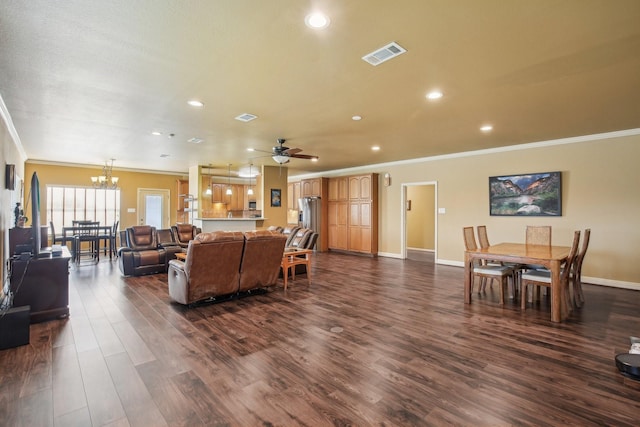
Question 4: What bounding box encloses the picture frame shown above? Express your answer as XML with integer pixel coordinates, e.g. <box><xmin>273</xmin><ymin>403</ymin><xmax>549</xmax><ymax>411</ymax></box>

<box><xmin>270</xmin><ymin>188</ymin><xmax>281</xmax><ymax>207</ymax></box>
<box><xmin>489</xmin><ymin>171</ymin><xmax>562</xmax><ymax>216</ymax></box>
<box><xmin>5</xmin><ymin>164</ymin><xmax>15</xmax><ymax>190</ymax></box>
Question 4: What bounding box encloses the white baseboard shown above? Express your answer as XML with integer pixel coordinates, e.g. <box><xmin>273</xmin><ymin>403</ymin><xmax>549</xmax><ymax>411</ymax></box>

<box><xmin>407</xmin><ymin>247</ymin><xmax>435</xmax><ymax>253</ymax></box>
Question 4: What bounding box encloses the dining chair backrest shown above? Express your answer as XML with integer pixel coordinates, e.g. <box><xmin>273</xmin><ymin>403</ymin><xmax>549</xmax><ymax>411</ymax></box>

<box><xmin>573</xmin><ymin>228</ymin><xmax>591</xmax><ymax>274</ymax></box>
<box><xmin>562</xmin><ymin>230</ymin><xmax>581</xmax><ymax>283</ymax></box>
<box><xmin>526</xmin><ymin>225</ymin><xmax>551</xmax><ymax>246</ymax></box>
<box><xmin>477</xmin><ymin>225</ymin><xmax>490</xmax><ymax>249</ymax></box>
<box><xmin>462</xmin><ymin>227</ymin><xmax>477</xmax><ymax>251</ymax></box>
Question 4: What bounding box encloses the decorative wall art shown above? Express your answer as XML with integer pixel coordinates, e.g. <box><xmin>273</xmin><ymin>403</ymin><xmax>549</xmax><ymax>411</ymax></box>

<box><xmin>489</xmin><ymin>171</ymin><xmax>562</xmax><ymax>216</ymax></box>
<box><xmin>270</xmin><ymin>189</ymin><xmax>281</xmax><ymax>207</ymax></box>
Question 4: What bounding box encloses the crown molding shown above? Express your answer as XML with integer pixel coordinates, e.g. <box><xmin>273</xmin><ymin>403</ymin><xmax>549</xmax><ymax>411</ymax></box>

<box><xmin>0</xmin><ymin>94</ymin><xmax>28</xmax><ymax>161</ymax></box>
<box><xmin>290</xmin><ymin>128</ymin><xmax>640</xmax><ymax>181</ymax></box>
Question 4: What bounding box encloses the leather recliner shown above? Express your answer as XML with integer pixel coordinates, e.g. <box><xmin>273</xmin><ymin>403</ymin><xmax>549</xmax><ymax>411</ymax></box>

<box><xmin>168</xmin><ymin>231</ymin><xmax>245</xmax><ymax>305</ymax></box>
<box><xmin>156</xmin><ymin>228</ymin><xmax>183</xmax><ymax>261</ymax></box>
<box><xmin>239</xmin><ymin>230</ymin><xmax>287</xmax><ymax>292</ymax></box>
<box><xmin>118</xmin><ymin>226</ymin><xmax>167</xmax><ymax>276</ymax></box>
<box><xmin>286</xmin><ymin>227</ymin><xmax>314</xmax><ymax>249</ymax></box>
<box><xmin>171</xmin><ymin>223</ymin><xmax>201</xmax><ymax>249</ymax></box>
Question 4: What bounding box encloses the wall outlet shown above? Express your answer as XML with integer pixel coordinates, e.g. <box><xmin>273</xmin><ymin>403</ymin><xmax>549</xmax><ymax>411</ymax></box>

<box><xmin>438</xmin><ymin>207</ymin><xmax>446</xmax><ymax>214</ymax></box>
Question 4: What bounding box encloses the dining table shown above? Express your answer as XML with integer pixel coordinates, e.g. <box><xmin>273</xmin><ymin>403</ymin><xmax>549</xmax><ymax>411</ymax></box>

<box><xmin>62</xmin><ymin>224</ymin><xmax>114</xmax><ymax>261</ymax></box>
<box><xmin>464</xmin><ymin>242</ymin><xmax>571</xmax><ymax>322</ymax></box>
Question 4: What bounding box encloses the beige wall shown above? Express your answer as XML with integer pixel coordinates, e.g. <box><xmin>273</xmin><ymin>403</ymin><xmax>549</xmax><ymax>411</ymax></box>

<box><xmin>23</xmin><ymin>162</ymin><xmax>187</xmax><ymax>231</ymax></box>
<box><xmin>302</xmin><ymin>132</ymin><xmax>640</xmax><ymax>287</ymax></box>
<box><xmin>1</xmin><ymin>105</ymin><xmax>27</xmax><ymax>282</ymax></box>
<box><xmin>406</xmin><ymin>185</ymin><xmax>435</xmax><ymax>250</ymax></box>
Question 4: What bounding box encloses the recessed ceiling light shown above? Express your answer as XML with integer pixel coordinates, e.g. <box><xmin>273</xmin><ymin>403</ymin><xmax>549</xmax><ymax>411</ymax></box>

<box><xmin>247</xmin><ymin>148</ymin><xmax>255</xmax><ymax>152</ymax></box>
<box><xmin>372</xmin><ymin>146</ymin><xmax>381</xmax><ymax>151</ymax></box>
<box><xmin>352</xmin><ymin>115</ymin><xmax>362</xmax><ymax>121</ymax></box>
<box><xmin>305</xmin><ymin>12</ymin><xmax>330</xmax><ymax>29</ymax></box>
<box><xmin>426</xmin><ymin>90</ymin><xmax>443</xmax><ymax>100</ymax></box>
<box><xmin>311</xmin><ymin>157</ymin><xmax>319</xmax><ymax>162</ymax></box>
<box><xmin>187</xmin><ymin>100</ymin><xmax>204</xmax><ymax>107</ymax></box>
<box><xmin>480</xmin><ymin>125</ymin><xmax>493</xmax><ymax>132</ymax></box>
<box><xmin>151</xmin><ymin>131</ymin><xmax>162</xmax><ymax>136</ymax></box>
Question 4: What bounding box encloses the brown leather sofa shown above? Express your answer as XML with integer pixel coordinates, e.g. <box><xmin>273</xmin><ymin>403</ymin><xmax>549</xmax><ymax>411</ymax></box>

<box><xmin>239</xmin><ymin>230</ymin><xmax>287</xmax><ymax>292</ymax></box>
<box><xmin>167</xmin><ymin>230</ymin><xmax>286</xmax><ymax>305</ymax></box>
<box><xmin>118</xmin><ymin>226</ymin><xmax>167</xmax><ymax>276</ymax></box>
<box><xmin>171</xmin><ymin>223</ymin><xmax>201</xmax><ymax>249</ymax></box>
<box><xmin>156</xmin><ymin>228</ymin><xmax>183</xmax><ymax>261</ymax></box>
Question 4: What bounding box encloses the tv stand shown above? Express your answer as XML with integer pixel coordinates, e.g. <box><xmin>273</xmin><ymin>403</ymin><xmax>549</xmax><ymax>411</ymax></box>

<box><xmin>9</xmin><ymin>247</ymin><xmax>71</xmax><ymax>323</ymax></box>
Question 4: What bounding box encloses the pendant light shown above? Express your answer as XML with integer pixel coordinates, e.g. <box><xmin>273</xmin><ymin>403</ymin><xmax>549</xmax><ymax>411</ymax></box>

<box><xmin>204</xmin><ymin>165</ymin><xmax>212</xmax><ymax>195</ymax></box>
<box><xmin>226</xmin><ymin>164</ymin><xmax>233</xmax><ymax>195</ymax></box>
<box><xmin>247</xmin><ymin>163</ymin><xmax>254</xmax><ymax>196</ymax></box>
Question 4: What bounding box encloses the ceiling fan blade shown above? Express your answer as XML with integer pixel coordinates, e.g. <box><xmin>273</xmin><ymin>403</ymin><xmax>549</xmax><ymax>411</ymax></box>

<box><xmin>290</xmin><ymin>153</ymin><xmax>318</xmax><ymax>160</ymax></box>
<box><xmin>283</xmin><ymin>147</ymin><xmax>301</xmax><ymax>155</ymax></box>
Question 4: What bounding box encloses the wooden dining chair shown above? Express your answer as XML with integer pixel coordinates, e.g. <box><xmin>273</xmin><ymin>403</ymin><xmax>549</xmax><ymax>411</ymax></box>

<box><xmin>520</xmin><ymin>230</ymin><xmax>581</xmax><ymax>315</ymax></box>
<box><xmin>525</xmin><ymin>225</ymin><xmax>552</xmax><ymax>271</ymax></box>
<box><xmin>526</xmin><ymin>225</ymin><xmax>552</xmax><ymax>246</ymax></box>
<box><xmin>571</xmin><ymin>228</ymin><xmax>591</xmax><ymax>308</ymax></box>
<box><xmin>477</xmin><ymin>225</ymin><xmax>521</xmax><ymax>298</ymax></box>
<box><xmin>463</xmin><ymin>226</ymin><xmax>515</xmax><ymax>304</ymax></box>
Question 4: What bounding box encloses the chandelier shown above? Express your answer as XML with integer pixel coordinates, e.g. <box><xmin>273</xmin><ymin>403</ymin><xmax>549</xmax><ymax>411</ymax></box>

<box><xmin>91</xmin><ymin>159</ymin><xmax>119</xmax><ymax>189</ymax></box>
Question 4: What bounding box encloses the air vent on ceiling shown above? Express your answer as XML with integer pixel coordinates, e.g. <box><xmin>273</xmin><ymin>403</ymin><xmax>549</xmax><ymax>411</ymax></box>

<box><xmin>235</xmin><ymin>113</ymin><xmax>258</xmax><ymax>122</ymax></box>
<box><xmin>362</xmin><ymin>42</ymin><xmax>406</xmax><ymax>66</ymax></box>
<box><xmin>188</xmin><ymin>137</ymin><xmax>203</xmax><ymax>144</ymax></box>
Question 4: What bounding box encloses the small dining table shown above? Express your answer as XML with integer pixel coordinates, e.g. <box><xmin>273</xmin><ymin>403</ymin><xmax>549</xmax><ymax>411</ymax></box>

<box><xmin>464</xmin><ymin>242</ymin><xmax>571</xmax><ymax>322</ymax></box>
<box><xmin>62</xmin><ymin>224</ymin><xmax>114</xmax><ymax>261</ymax></box>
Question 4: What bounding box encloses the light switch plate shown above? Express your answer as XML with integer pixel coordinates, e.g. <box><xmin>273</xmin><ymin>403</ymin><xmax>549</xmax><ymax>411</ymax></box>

<box><xmin>438</xmin><ymin>207</ymin><xmax>446</xmax><ymax>214</ymax></box>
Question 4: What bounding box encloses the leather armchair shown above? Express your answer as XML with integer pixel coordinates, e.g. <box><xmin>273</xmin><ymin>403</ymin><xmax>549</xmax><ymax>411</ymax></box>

<box><xmin>171</xmin><ymin>224</ymin><xmax>200</xmax><ymax>249</ymax></box>
<box><xmin>168</xmin><ymin>231</ymin><xmax>245</xmax><ymax>305</ymax></box>
<box><xmin>239</xmin><ymin>230</ymin><xmax>287</xmax><ymax>292</ymax></box>
<box><xmin>118</xmin><ymin>226</ymin><xmax>167</xmax><ymax>276</ymax></box>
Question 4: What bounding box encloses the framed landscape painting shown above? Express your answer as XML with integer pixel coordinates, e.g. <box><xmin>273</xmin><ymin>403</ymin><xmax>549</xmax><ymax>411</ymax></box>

<box><xmin>489</xmin><ymin>171</ymin><xmax>562</xmax><ymax>216</ymax></box>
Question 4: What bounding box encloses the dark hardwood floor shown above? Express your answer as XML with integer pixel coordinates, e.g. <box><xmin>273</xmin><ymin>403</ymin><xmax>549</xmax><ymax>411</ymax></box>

<box><xmin>2</xmin><ymin>252</ymin><xmax>640</xmax><ymax>426</ymax></box>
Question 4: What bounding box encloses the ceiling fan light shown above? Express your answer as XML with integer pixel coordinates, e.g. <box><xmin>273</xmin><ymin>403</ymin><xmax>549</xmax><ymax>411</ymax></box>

<box><xmin>272</xmin><ymin>155</ymin><xmax>289</xmax><ymax>164</ymax></box>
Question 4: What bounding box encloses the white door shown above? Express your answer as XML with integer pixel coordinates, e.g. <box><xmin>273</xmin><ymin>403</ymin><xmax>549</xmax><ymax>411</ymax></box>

<box><xmin>137</xmin><ymin>189</ymin><xmax>170</xmax><ymax>229</ymax></box>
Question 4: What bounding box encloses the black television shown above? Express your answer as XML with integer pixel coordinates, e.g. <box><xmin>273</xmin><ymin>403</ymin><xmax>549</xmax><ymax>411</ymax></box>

<box><xmin>30</xmin><ymin>171</ymin><xmax>43</xmax><ymax>256</ymax></box>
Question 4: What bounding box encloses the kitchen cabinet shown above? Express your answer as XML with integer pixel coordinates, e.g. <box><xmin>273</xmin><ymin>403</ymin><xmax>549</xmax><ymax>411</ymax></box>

<box><xmin>301</xmin><ymin>178</ymin><xmax>322</xmax><ymax>197</ymax></box>
<box><xmin>288</xmin><ymin>181</ymin><xmax>301</xmax><ymax>210</ymax></box>
<box><xmin>176</xmin><ymin>179</ymin><xmax>190</xmax><ymax>223</ymax></box>
<box><xmin>328</xmin><ymin>176</ymin><xmax>348</xmax><ymax>201</ymax></box>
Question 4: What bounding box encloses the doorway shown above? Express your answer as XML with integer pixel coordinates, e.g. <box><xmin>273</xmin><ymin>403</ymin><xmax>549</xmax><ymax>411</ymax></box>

<box><xmin>137</xmin><ymin>189</ymin><xmax>170</xmax><ymax>229</ymax></box>
<box><xmin>401</xmin><ymin>182</ymin><xmax>437</xmax><ymax>261</ymax></box>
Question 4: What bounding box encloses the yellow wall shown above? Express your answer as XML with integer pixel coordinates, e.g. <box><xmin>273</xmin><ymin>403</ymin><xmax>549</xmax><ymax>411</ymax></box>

<box><xmin>303</xmin><ymin>132</ymin><xmax>640</xmax><ymax>287</ymax></box>
<box><xmin>261</xmin><ymin>165</ymin><xmax>287</xmax><ymax>228</ymax></box>
<box><xmin>406</xmin><ymin>185</ymin><xmax>435</xmax><ymax>250</ymax></box>
<box><xmin>23</xmin><ymin>162</ymin><xmax>187</xmax><ymax>231</ymax></box>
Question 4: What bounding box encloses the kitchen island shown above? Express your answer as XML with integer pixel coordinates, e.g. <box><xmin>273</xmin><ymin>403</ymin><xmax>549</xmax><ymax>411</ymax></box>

<box><xmin>193</xmin><ymin>217</ymin><xmax>266</xmax><ymax>232</ymax></box>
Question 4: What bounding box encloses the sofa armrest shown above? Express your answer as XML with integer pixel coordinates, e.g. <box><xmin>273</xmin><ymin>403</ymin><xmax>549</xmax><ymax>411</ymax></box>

<box><xmin>168</xmin><ymin>260</ymin><xmax>189</xmax><ymax>304</ymax></box>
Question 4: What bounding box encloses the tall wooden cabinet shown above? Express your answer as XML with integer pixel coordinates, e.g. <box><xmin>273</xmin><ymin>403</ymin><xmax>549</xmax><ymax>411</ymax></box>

<box><xmin>328</xmin><ymin>173</ymin><xmax>378</xmax><ymax>255</ymax></box>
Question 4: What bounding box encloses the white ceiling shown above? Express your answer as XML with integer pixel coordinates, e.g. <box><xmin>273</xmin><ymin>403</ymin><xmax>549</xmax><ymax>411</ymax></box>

<box><xmin>1</xmin><ymin>0</ymin><xmax>640</xmax><ymax>177</ymax></box>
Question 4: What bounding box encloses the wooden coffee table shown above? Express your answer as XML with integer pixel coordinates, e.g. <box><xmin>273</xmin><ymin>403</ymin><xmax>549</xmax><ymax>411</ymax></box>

<box><xmin>281</xmin><ymin>248</ymin><xmax>313</xmax><ymax>290</ymax></box>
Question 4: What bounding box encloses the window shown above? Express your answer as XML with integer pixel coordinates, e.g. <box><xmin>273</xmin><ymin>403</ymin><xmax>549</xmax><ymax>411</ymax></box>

<box><xmin>46</xmin><ymin>186</ymin><xmax>120</xmax><ymax>233</ymax></box>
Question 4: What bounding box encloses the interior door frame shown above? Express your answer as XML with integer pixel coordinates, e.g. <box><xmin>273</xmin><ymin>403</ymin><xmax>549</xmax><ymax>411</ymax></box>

<box><xmin>401</xmin><ymin>181</ymin><xmax>438</xmax><ymax>260</ymax></box>
<box><xmin>137</xmin><ymin>188</ymin><xmax>171</xmax><ymax>229</ymax></box>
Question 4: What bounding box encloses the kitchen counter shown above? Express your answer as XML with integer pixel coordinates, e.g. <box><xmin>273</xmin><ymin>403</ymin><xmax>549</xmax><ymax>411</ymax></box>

<box><xmin>194</xmin><ymin>217</ymin><xmax>266</xmax><ymax>232</ymax></box>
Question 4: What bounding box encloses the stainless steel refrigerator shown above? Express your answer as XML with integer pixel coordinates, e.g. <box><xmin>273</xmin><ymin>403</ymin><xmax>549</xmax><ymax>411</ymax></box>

<box><xmin>298</xmin><ymin>196</ymin><xmax>321</xmax><ymax>250</ymax></box>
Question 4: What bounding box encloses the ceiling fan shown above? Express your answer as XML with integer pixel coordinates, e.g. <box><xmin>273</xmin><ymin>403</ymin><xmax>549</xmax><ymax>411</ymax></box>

<box><xmin>265</xmin><ymin>138</ymin><xmax>319</xmax><ymax>164</ymax></box>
